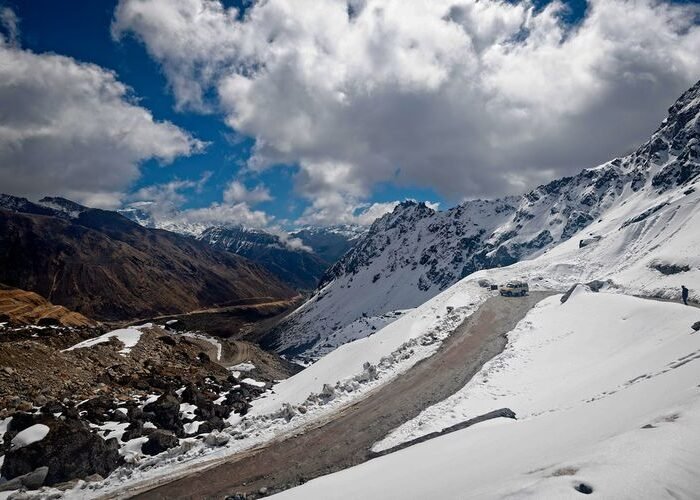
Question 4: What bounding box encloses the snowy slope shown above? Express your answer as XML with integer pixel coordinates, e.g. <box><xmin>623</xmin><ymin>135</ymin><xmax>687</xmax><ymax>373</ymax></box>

<box><xmin>272</xmin><ymin>290</ymin><xmax>700</xmax><ymax>499</ymax></box>
<box><xmin>268</xmin><ymin>79</ymin><xmax>700</xmax><ymax>359</ymax></box>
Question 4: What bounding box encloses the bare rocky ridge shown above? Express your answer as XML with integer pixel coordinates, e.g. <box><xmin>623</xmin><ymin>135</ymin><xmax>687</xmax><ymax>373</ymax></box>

<box><xmin>0</xmin><ymin>197</ymin><xmax>295</xmax><ymax>321</ymax></box>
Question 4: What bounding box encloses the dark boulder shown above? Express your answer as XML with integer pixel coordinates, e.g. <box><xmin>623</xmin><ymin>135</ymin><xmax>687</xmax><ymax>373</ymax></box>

<box><xmin>1</xmin><ymin>418</ymin><xmax>121</xmax><ymax>486</ymax></box>
<box><xmin>0</xmin><ymin>466</ymin><xmax>48</xmax><ymax>491</ymax></box>
<box><xmin>142</xmin><ymin>430</ymin><xmax>179</xmax><ymax>456</ymax></box>
<box><xmin>36</xmin><ymin>317</ymin><xmax>61</xmax><ymax>327</ymax></box>
<box><xmin>143</xmin><ymin>393</ymin><xmax>182</xmax><ymax>435</ymax></box>
<box><xmin>196</xmin><ymin>417</ymin><xmax>226</xmax><ymax>435</ymax></box>
<box><xmin>80</xmin><ymin>395</ymin><xmax>117</xmax><ymax>424</ymax></box>
<box><xmin>157</xmin><ymin>335</ymin><xmax>177</xmax><ymax>346</ymax></box>
<box><xmin>692</xmin><ymin>321</ymin><xmax>700</xmax><ymax>332</ymax></box>
<box><xmin>40</xmin><ymin>400</ymin><xmax>66</xmax><ymax>415</ymax></box>
<box><xmin>560</xmin><ymin>284</ymin><xmax>582</xmax><ymax>304</ymax></box>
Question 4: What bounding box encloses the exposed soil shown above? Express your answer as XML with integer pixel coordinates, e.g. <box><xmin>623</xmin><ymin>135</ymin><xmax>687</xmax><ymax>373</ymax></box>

<box><xmin>127</xmin><ymin>291</ymin><xmax>553</xmax><ymax>500</ymax></box>
<box><xmin>0</xmin><ymin>285</ymin><xmax>97</xmax><ymax>327</ymax></box>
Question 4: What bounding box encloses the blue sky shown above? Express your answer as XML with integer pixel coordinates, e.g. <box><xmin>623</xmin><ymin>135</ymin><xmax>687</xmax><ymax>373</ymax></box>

<box><xmin>2</xmin><ymin>0</ymin><xmax>444</xmax><ymax>225</ymax></box>
<box><xmin>1</xmin><ymin>0</ymin><xmax>699</xmax><ymax>228</ymax></box>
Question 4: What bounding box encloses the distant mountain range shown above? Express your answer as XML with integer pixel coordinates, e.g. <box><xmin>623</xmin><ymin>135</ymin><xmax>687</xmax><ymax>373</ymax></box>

<box><xmin>0</xmin><ymin>195</ymin><xmax>295</xmax><ymax>321</ymax></box>
<box><xmin>264</xmin><ymin>79</ymin><xmax>700</xmax><ymax>360</ymax></box>
<box><xmin>118</xmin><ymin>208</ymin><xmax>364</xmax><ymax>290</ymax></box>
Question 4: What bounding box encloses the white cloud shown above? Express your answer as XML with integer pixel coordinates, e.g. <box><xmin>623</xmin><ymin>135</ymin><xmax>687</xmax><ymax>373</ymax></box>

<box><xmin>223</xmin><ymin>180</ymin><xmax>272</xmax><ymax>204</ymax></box>
<box><xmin>124</xmin><ymin>173</ymin><xmax>210</xmax><ymax>220</ymax></box>
<box><xmin>297</xmin><ymin>197</ymin><xmax>433</xmax><ymax>227</ymax></box>
<box><xmin>179</xmin><ymin>201</ymin><xmax>270</xmax><ymax>227</ymax></box>
<box><xmin>0</xmin><ymin>30</ymin><xmax>203</xmax><ymax>208</ymax></box>
<box><xmin>0</xmin><ymin>7</ymin><xmax>19</xmax><ymax>46</ymax></box>
<box><xmin>114</xmin><ymin>0</ymin><xmax>700</xmax><ymax>205</ymax></box>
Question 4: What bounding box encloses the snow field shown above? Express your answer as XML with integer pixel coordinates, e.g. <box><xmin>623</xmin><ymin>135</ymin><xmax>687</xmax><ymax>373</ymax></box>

<box><xmin>271</xmin><ymin>289</ymin><xmax>700</xmax><ymax>499</ymax></box>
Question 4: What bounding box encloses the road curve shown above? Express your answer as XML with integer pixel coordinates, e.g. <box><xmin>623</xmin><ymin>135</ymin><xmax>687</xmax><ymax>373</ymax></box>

<box><xmin>131</xmin><ymin>291</ymin><xmax>554</xmax><ymax>499</ymax></box>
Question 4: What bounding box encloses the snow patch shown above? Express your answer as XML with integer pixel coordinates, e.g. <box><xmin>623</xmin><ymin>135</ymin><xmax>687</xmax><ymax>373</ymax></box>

<box><xmin>10</xmin><ymin>424</ymin><xmax>49</xmax><ymax>450</ymax></box>
<box><xmin>63</xmin><ymin>328</ymin><xmax>143</xmax><ymax>355</ymax></box>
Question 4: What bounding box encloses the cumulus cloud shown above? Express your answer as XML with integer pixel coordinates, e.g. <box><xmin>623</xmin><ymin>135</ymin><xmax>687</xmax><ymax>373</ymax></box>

<box><xmin>123</xmin><ymin>173</ymin><xmax>274</xmax><ymax>228</ymax></box>
<box><xmin>0</xmin><ymin>28</ymin><xmax>203</xmax><ymax>208</ymax></box>
<box><xmin>114</xmin><ymin>0</ymin><xmax>700</xmax><ymax>210</ymax></box>
<box><xmin>126</xmin><ymin>172</ymin><xmax>211</xmax><ymax>217</ymax></box>
<box><xmin>297</xmin><ymin>198</ymin><xmax>434</xmax><ymax>227</ymax></box>
<box><xmin>179</xmin><ymin>201</ymin><xmax>270</xmax><ymax>227</ymax></box>
<box><xmin>223</xmin><ymin>180</ymin><xmax>272</xmax><ymax>204</ymax></box>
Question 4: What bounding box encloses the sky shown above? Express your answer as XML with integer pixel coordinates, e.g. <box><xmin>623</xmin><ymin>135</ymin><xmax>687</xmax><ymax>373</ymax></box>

<box><xmin>0</xmin><ymin>0</ymin><xmax>699</xmax><ymax>230</ymax></box>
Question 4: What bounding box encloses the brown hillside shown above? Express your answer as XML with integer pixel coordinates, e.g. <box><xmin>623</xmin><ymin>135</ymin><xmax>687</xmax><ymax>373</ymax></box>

<box><xmin>0</xmin><ymin>208</ymin><xmax>295</xmax><ymax>321</ymax></box>
<box><xmin>0</xmin><ymin>285</ymin><xmax>97</xmax><ymax>327</ymax></box>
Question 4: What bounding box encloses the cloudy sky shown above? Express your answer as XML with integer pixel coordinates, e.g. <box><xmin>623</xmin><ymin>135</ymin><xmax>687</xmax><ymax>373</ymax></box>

<box><xmin>1</xmin><ymin>0</ymin><xmax>699</xmax><ymax>229</ymax></box>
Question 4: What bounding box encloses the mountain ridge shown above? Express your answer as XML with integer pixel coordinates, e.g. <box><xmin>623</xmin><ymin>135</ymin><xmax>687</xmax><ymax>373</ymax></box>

<box><xmin>0</xmin><ymin>196</ymin><xmax>296</xmax><ymax>321</ymax></box>
<box><xmin>264</xmin><ymin>78</ymin><xmax>700</xmax><ymax>359</ymax></box>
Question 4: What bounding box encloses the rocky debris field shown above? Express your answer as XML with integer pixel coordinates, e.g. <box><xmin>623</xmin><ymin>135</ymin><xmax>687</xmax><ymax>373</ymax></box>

<box><xmin>0</xmin><ymin>321</ymin><xmax>291</xmax><ymax>494</ymax></box>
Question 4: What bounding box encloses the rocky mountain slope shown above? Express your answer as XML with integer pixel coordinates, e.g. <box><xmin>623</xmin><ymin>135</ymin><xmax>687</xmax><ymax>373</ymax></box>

<box><xmin>290</xmin><ymin>225</ymin><xmax>364</xmax><ymax>264</ymax></box>
<box><xmin>0</xmin><ymin>197</ymin><xmax>295</xmax><ymax>321</ymax></box>
<box><xmin>265</xmin><ymin>79</ymin><xmax>700</xmax><ymax>359</ymax></box>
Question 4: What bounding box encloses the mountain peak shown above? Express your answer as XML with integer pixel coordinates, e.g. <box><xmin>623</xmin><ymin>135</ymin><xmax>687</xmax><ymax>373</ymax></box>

<box><xmin>38</xmin><ymin>196</ymin><xmax>88</xmax><ymax>218</ymax></box>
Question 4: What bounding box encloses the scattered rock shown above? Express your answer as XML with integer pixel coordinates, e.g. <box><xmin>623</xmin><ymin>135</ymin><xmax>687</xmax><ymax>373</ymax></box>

<box><xmin>574</xmin><ymin>482</ymin><xmax>593</xmax><ymax>494</ymax></box>
<box><xmin>204</xmin><ymin>430</ymin><xmax>230</xmax><ymax>447</ymax></box>
<box><xmin>585</xmin><ymin>280</ymin><xmax>607</xmax><ymax>292</ymax></box>
<box><xmin>143</xmin><ymin>393</ymin><xmax>182</xmax><ymax>435</ymax></box>
<box><xmin>560</xmin><ymin>284</ymin><xmax>580</xmax><ymax>304</ymax></box>
<box><xmin>1</xmin><ymin>418</ymin><xmax>121</xmax><ymax>486</ymax></box>
<box><xmin>157</xmin><ymin>335</ymin><xmax>177</xmax><ymax>346</ymax></box>
<box><xmin>84</xmin><ymin>473</ymin><xmax>104</xmax><ymax>483</ymax></box>
<box><xmin>0</xmin><ymin>466</ymin><xmax>48</xmax><ymax>491</ymax></box>
<box><xmin>16</xmin><ymin>401</ymin><xmax>33</xmax><ymax>412</ymax></box>
<box><xmin>650</xmin><ymin>261</ymin><xmax>690</xmax><ymax>275</ymax></box>
<box><xmin>142</xmin><ymin>429</ymin><xmax>179</xmax><ymax>456</ymax></box>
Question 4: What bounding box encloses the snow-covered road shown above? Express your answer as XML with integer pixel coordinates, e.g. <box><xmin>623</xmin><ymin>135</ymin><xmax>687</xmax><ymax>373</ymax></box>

<box><xmin>129</xmin><ymin>292</ymin><xmax>552</xmax><ymax>499</ymax></box>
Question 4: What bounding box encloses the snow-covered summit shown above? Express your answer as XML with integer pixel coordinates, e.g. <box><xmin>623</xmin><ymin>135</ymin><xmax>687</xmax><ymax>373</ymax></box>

<box><xmin>37</xmin><ymin>197</ymin><xmax>88</xmax><ymax>218</ymax></box>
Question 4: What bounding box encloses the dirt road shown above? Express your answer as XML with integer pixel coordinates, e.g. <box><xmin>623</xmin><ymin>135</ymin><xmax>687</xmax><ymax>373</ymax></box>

<box><xmin>130</xmin><ymin>292</ymin><xmax>553</xmax><ymax>499</ymax></box>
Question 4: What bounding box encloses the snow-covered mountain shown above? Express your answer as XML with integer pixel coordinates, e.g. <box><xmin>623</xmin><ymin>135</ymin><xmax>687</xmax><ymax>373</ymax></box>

<box><xmin>198</xmin><ymin>225</ymin><xmax>329</xmax><ymax>290</ymax></box>
<box><xmin>290</xmin><ymin>225</ymin><xmax>365</xmax><ymax>264</ymax></box>
<box><xmin>118</xmin><ymin>206</ymin><xmax>365</xmax><ymax>290</ymax></box>
<box><xmin>266</xmin><ymin>79</ymin><xmax>700</xmax><ymax>359</ymax></box>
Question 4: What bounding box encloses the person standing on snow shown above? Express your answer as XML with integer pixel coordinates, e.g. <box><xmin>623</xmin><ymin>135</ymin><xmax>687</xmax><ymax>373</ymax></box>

<box><xmin>681</xmin><ymin>285</ymin><xmax>689</xmax><ymax>305</ymax></box>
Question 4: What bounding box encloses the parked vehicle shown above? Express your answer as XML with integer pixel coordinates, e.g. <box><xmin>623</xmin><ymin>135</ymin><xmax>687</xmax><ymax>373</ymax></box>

<box><xmin>499</xmin><ymin>281</ymin><xmax>529</xmax><ymax>297</ymax></box>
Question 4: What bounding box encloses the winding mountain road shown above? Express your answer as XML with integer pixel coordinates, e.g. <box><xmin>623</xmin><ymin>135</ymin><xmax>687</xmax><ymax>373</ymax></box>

<box><xmin>126</xmin><ymin>291</ymin><xmax>554</xmax><ymax>499</ymax></box>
